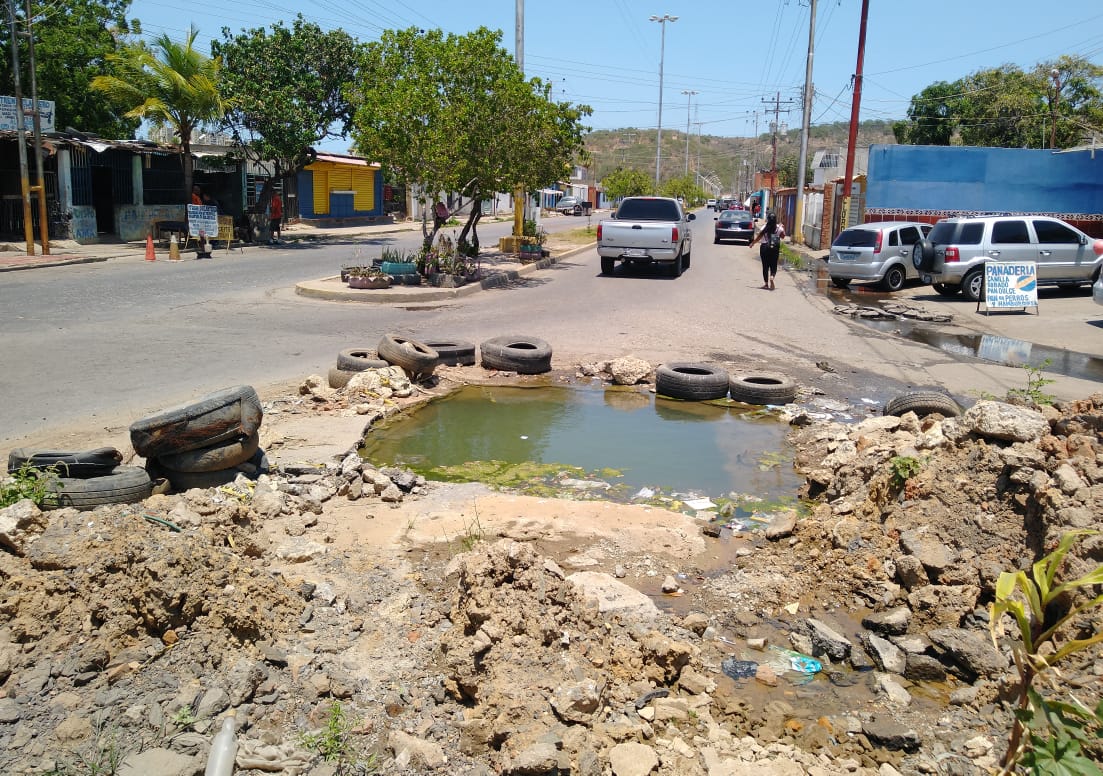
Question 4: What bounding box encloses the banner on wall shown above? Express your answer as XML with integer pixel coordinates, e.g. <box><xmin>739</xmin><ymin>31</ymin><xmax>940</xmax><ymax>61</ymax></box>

<box><xmin>0</xmin><ymin>96</ymin><xmax>55</xmax><ymax>132</ymax></box>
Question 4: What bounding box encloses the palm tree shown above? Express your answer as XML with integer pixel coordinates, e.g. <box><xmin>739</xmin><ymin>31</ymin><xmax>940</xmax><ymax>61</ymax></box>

<box><xmin>92</xmin><ymin>26</ymin><xmax>228</xmax><ymax>201</ymax></box>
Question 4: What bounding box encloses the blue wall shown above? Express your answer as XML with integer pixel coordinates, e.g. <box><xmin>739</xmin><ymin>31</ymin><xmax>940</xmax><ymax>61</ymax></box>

<box><xmin>866</xmin><ymin>145</ymin><xmax>1103</xmax><ymax>217</ymax></box>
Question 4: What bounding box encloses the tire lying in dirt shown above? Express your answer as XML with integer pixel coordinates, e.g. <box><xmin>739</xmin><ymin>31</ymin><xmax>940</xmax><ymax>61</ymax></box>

<box><xmin>130</xmin><ymin>386</ymin><xmax>263</xmax><ymax>459</ymax></box>
<box><xmin>335</xmin><ymin>349</ymin><xmax>389</xmax><ymax>372</ymax></box>
<box><xmin>147</xmin><ymin>449</ymin><xmax>269</xmax><ymax>492</ymax></box>
<box><xmin>884</xmin><ymin>391</ymin><xmax>962</xmax><ymax>418</ymax></box>
<box><xmin>40</xmin><ymin>466</ymin><xmax>154</xmax><ymax>510</ymax></box>
<box><xmin>655</xmin><ymin>363</ymin><xmax>730</xmax><ymax>401</ymax></box>
<box><xmin>156</xmin><ymin>431</ymin><xmax>261</xmax><ymax>473</ymax></box>
<box><xmin>377</xmin><ymin>334</ymin><xmax>439</xmax><ymax>379</ymax></box>
<box><xmin>328</xmin><ymin>367</ymin><xmax>358</xmax><ymax>389</ymax></box>
<box><xmin>8</xmin><ymin>447</ymin><xmax>123</xmax><ymax>478</ymax></box>
<box><xmin>420</xmin><ymin>338</ymin><xmax>476</xmax><ymax>367</ymax></box>
<box><xmin>479</xmin><ymin>336</ymin><xmax>553</xmax><ymax>374</ymax></box>
<box><xmin>728</xmin><ymin>372</ymin><xmax>799</xmax><ymax>405</ymax></box>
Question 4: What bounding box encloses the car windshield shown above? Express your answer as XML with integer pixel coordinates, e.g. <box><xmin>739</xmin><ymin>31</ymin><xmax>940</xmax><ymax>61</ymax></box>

<box><xmin>833</xmin><ymin>229</ymin><xmax>878</xmax><ymax>248</ymax></box>
<box><xmin>928</xmin><ymin>221</ymin><xmax>957</xmax><ymax>243</ymax></box>
<box><xmin>616</xmin><ymin>198</ymin><xmax>680</xmax><ymax>221</ymax></box>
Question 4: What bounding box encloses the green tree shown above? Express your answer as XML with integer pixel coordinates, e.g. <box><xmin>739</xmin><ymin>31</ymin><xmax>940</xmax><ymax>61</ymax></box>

<box><xmin>350</xmin><ymin>27</ymin><xmax>590</xmax><ymax>249</ymax></box>
<box><xmin>955</xmin><ymin>65</ymin><xmax>1041</xmax><ymax>148</ymax></box>
<box><xmin>1035</xmin><ymin>55</ymin><xmax>1103</xmax><ymax>149</ymax></box>
<box><xmin>0</xmin><ymin>0</ymin><xmax>140</xmax><ymax>137</ymax></box>
<box><xmin>213</xmin><ymin>16</ymin><xmax>362</xmax><ymax>209</ymax></box>
<box><xmin>601</xmin><ymin>167</ymin><xmax>652</xmax><ymax>200</ymax></box>
<box><xmin>893</xmin><ymin>80</ymin><xmax>962</xmax><ymax>145</ymax></box>
<box><xmin>658</xmin><ymin>173</ymin><xmax>703</xmax><ymax>204</ymax></box>
<box><xmin>92</xmin><ymin>25</ymin><xmax>228</xmax><ymax>201</ymax></box>
<box><xmin>775</xmin><ymin>152</ymin><xmax>813</xmax><ymax>188</ymax></box>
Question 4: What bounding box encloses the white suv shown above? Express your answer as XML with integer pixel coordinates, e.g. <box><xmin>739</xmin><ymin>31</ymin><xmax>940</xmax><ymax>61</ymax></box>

<box><xmin>913</xmin><ymin>215</ymin><xmax>1101</xmax><ymax>302</ymax></box>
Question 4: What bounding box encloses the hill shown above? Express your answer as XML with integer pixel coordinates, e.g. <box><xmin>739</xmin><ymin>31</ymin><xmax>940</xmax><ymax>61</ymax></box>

<box><xmin>583</xmin><ymin>120</ymin><xmax>896</xmax><ymax>193</ymax></box>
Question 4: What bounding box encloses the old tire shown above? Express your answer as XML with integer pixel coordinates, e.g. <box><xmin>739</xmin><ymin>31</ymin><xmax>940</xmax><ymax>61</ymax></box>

<box><xmin>377</xmin><ymin>334</ymin><xmax>439</xmax><ymax>379</ymax></box>
<box><xmin>601</xmin><ymin>256</ymin><xmax>615</xmax><ymax>275</ymax></box>
<box><xmin>336</xmin><ymin>349</ymin><xmax>388</xmax><ymax>372</ymax></box>
<box><xmin>420</xmin><ymin>339</ymin><xmax>476</xmax><ymax>367</ymax></box>
<box><xmin>328</xmin><ymin>367</ymin><xmax>358</xmax><ymax>389</ymax></box>
<box><xmin>156</xmin><ymin>431</ymin><xmax>261</xmax><ymax>473</ymax></box>
<box><xmin>655</xmin><ymin>363</ymin><xmax>730</xmax><ymax>401</ymax></box>
<box><xmin>729</xmin><ymin>373</ymin><xmax>799</xmax><ymax>405</ymax></box>
<box><xmin>148</xmin><ymin>449</ymin><xmax>269</xmax><ymax>493</ymax></box>
<box><xmin>480</xmin><ymin>336</ymin><xmax>553</xmax><ymax>374</ymax></box>
<box><xmin>884</xmin><ymin>391</ymin><xmax>962</xmax><ymax>418</ymax></box>
<box><xmin>881</xmin><ymin>264</ymin><xmax>907</xmax><ymax>292</ymax></box>
<box><xmin>8</xmin><ymin>447</ymin><xmax>123</xmax><ymax>478</ymax></box>
<box><xmin>932</xmin><ymin>282</ymin><xmax>960</xmax><ymax>297</ymax></box>
<box><xmin>41</xmin><ymin>466</ymin><xmax>153</xmax><ymax>511</ymax></box>
<box><xmin>130</xmin><ymin>386</ymin><xmax>262</xmax><ymax>459</ymax></box>
<box><xmin>913</xmin><ymin>238</ymin><xmax>934</xmax><ymax>271</ymax></box>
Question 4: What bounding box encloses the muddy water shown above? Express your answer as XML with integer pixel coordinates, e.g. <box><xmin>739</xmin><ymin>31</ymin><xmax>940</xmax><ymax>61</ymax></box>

<box><xmin>362</xmin><ymin>385</ymin><xmax>804</xmax><ymax>511</ymax></box>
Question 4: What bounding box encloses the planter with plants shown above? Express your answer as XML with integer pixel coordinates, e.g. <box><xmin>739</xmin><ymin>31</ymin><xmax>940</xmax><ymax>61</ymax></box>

<box><xmin>419</xmin><ymin>234</ymin><xmax>478</xmax><ymax>287</ymax></box>
<box><xmin>346</xmin><ymin>267</ymin><xmax>391</xmax><ymax>289</ymax></box>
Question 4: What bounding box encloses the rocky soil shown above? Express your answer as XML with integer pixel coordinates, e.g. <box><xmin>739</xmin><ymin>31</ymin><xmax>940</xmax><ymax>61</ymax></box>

<box><xmin>0</xmin><ymin>360</ymin><xmax>1100</xmax><ymax>776</ymax></box>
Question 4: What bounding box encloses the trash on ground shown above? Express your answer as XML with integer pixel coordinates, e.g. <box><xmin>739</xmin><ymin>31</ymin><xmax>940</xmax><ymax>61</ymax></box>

<box><xmin>721</xmin><ymin>657</ymin><xmax>759</xmax><ymax>680</ymax></box>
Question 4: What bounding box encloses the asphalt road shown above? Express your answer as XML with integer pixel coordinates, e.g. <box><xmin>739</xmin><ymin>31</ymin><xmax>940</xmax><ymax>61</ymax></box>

<box><xmin>2</xmin><ymin>209</ymin><xmax>1101</xmax><ymax>448</ymax></box>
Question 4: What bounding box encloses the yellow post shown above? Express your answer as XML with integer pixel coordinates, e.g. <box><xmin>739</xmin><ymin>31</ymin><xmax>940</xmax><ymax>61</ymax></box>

<box><xmin>513</xmin><ymin>186</ymin><xmax>524</xmax><ymax>237</ymax></box>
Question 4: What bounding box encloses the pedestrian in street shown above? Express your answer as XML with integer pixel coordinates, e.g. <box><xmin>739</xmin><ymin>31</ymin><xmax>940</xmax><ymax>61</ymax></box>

<box><xmin>748</xmin><ymin>211</ymin><xmax>785</xmax><ymax>290</ymax></box>
<box><xmin>268</xmin><ymin>191</ymin><xmax>283</xmax><ymax>244</ymax></box>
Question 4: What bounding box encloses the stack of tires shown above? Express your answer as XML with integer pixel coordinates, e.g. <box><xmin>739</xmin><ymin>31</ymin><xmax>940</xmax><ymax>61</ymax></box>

<box><xmin>7</xmin><ymin>447</ymin><xmax>154</xmax><ymax>510</ymax></box>
<box><xmin>131</xmin><ymin>385</ymin><xmax>267</xmax><ymax>493</ymax></box>
<box><xmin>329</xmin><ymin>348</ymin><xmax>389</xmax><ymax>388</ymax></box>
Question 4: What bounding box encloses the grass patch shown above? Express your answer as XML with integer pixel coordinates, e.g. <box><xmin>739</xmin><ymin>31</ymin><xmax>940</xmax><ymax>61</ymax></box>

<box><xmin>553</xmin><ymin>226</ymin><xmax>598</xmax><ymax>246</ymax></box>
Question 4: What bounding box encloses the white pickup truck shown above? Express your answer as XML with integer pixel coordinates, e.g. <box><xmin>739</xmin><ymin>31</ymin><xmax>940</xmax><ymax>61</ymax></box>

<box><xmin>597</xmin><ymin>197</ymin><xmax>695</xmax><ymax>277</ymax></box>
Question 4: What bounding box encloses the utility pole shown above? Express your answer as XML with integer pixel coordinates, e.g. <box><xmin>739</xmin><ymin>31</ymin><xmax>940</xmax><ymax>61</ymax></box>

<box><xmin>681</xmin><ymin>89</ymin><xmax>697</xmax><ymax>176</ymax></box>
<box><xmin>650</xmin><ymin>15</ymin><xmax>677</xmax><ymax>190</ymax></box>
<box><xmin>793</xmin><ymin>0</ymin><xmax>816</xmax><ymax>246</ymax></box>
<box><xmin>25</xmin><ymin>0</ymin><xmax>48</xmax><ymax>253</ymax></box>
<box><xmin>694</xmin><ymin>120</ymin><xmax>702</xmax><ymax>187</ymax></box>
<box><xmin>842</xmin><ymin>0</ymin><xmax>870</xmax><ymax>232</ymax></box>
<box><xmin>7</xmin><ymin>0</ymin><xmax>34</xmax><ymax>254</ymax></box>
<box><xmin>762</xmin><ymin>92</ymin><xmax>795</xmax><ymax>192</ymax></box>
<box><xmin>513</xmin><ymin>0</ymin><xmax>524</xmax><ymax>239</ymax></box>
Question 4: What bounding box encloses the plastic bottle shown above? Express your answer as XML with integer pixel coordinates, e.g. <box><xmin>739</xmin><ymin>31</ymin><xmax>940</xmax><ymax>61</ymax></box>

<box><xmin>204</xmin><ymin>717</ymin><xmax>238</xmax><ymax>776</ymax></box>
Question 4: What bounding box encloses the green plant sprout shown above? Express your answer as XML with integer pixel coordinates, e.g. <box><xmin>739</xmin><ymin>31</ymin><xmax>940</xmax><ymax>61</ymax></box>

<box><xmin>889</xmin><ymin>456</ymin><xmax>921</xmax><ymax>489</ymax></box>
<box><xmin>0</xmin><ymin>462</ymin><xmax>58</xmax><ymax>508</ymax></box>
<box><xmin>990</xmin><ymin>530</ymin><xmax>1103</xmax><ymax>773</ymax></box>
<box><xmin>1006</xmin><ymin>358</ymin><xmax>1056</xmax><ymax>407</ymax></box>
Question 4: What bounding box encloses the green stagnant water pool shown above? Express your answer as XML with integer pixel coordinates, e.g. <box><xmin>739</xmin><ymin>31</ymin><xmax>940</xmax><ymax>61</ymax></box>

<box><xmin>361</xmin><ymin>385</ymin><xmax>803</xmax><ymax>514</ymax></box>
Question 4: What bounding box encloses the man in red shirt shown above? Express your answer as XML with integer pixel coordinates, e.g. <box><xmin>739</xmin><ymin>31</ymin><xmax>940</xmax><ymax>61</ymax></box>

<box><xmin>269</xmin><ymin>192</ymin><xmax>283</xmax><ymax>244</ymax></box>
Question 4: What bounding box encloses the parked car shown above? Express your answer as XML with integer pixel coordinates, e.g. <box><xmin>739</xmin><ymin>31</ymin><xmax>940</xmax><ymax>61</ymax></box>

<box><xmin>714</xmin><ymin>209</ymin><xmax>755</xmax><ymax>245</ymax></box>
<box><xmin>828</xmin><ymin>221</ymin><xmax>933</xmax><ymax>292</ymax></box>
<box><xmin>1094</xmin><ymin>272</ymin><xmax>1103</xmax><ymax>307</ymax></box>
<box><xmin>555</xmin><ymin>196</ymin><xmax>591</xmax><ymax>216</ymax></box>
<box><xmin>913</xmin><ymin>215</ymin><xmax>1102</xmax><ymax>302</ymax></box>
<box><xmin>597</xmin><ymin>196</ymin><xmax>694</xmax><ymax>277</ymax></box>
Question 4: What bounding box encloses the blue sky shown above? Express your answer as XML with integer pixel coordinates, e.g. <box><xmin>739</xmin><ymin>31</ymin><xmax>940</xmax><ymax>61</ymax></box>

<box><xmin>127</xmin><ymin>0</ymin><xmax>1103</xmax><ymax>151</ymax></box>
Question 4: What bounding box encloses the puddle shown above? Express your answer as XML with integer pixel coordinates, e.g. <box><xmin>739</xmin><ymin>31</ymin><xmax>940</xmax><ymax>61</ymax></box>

<box><xmin>812</xmin><ymin>264</ymin><xmax>1103</xmax><ymax>381</ymax></box>
<box><xmin>361</xmin><ymin>385</ymin><xmax>803</xmax><ymax>515</ymax></box>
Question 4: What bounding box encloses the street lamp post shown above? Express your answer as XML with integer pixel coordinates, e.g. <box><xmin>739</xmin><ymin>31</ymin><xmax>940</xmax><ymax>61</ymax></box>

<box><xmin>649</xmin><ymin>14</ymin><xmax>677</xmax><ymax>190</ymax></box>
<box><xmin>1049</xmin><ymin>68</ymin><xmax>1062</xmax><ymax>150</ymax></box>
<box><xmin>682</xmin><ymin>89</ymin><xmax>697</xmax><ymax>176</ymax></box>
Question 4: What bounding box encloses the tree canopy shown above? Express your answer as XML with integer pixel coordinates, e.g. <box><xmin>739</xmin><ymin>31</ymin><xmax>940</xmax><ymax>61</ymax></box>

<box><xmin>350</xmin><ymin>26</ymin><xmax>590</xmax><ymax>247</ymax></box>
<box><xmin>893</xmin><ymin>55</ymin><xmax>1103</xmax><ymax>149</ymax></box>
<box><xmin>212</xmin><ymin>15</ymin><xmax>362</xmax><ymax>206</ymax></box>
<box><xmin>0</xmin><ymin>0</ymin><xmax>140</xmax><ymax>137</ymax></box>
<box><xmin>92</xmin><ymin>26</ymin><xmax>228</xmax><ymax>200</ymax></box>
<box><xmin>601</xmin><ymin>167</ymin><xmax>653</xmax><ymax>199</ymax></box>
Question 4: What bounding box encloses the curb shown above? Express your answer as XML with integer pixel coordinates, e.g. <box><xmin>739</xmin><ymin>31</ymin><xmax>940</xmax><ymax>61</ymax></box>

<box><xmin>0</xmin><ymin>255</ymin><xmax>109</xmax><ymax>273</ymax></box>
<box><xmin>294</xmin><ymin>243</ymin><xmax>593</xmax><ymax>304</ymax></box>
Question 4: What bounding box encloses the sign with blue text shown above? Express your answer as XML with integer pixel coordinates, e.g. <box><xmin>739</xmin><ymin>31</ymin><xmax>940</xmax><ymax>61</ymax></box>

<box><xmin>187</xmin><ymin>205</ymin><xmax>219</xmax><ymax>238</ymax></box>
<box><xmin>983</xmin><ymin>261</ymin><xmax>1038</xmax><ymax>311</ymax></box>
<box><xmin>0</xmin><ymin>96</ymin><xmax>55</xmax><ymax>132</ymax></box>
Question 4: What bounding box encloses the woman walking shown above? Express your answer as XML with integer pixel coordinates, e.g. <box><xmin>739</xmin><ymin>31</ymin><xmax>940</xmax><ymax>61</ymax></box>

<box><xmin>749</xmin><ymin>211</ymin><xmax>786</xmax><ymax>290</ymax></box>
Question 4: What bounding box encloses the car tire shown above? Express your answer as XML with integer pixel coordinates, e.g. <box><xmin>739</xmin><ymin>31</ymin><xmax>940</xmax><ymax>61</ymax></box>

<box><xmin>328</xmin><ymin>367</ymin><xmax>358</xmax><ymax>389</ymax></box>
<box><xmin>655</xmin><ymin>363</ymin><xmax>730</xmax><ymax>401</ymax></box>
<box><xmin>129</xmin><ymin>385</ymin><xmax>263</xmax><ymax>459</ymax></box>
<box><xmin>881</xmin><ymin>264</ymin><xmax>907</xmax><ymax>292</ymax></box>
<box><xmin>420</xmin><ymin>339</ymin><xmax>476</xmax><ymax>366</ymax></box>
<box><xmin>156</xmin><ymin>431</ymin><xmax>261</xmax><ymax>473</ymax></box>
<box><xmin>601</xmin><ymin>257</ymin><xmax>615</xmax><ymax>275</ymax></box>
<box><xmin>480</xmin><ymin>336</ymin><xmax>553</xmax><ymax>374</ymax></box>
<box><xmin>961</xmin><ymin>268</ymin><xmax>985</xmax><ymax>302</ymax></box>
<box><xmin>41</xmin><ymin>466</ymin><xmax>154</xmax><ymax>511</ymax></box>
<box><xmin>377</xmin><ymin>334</ymin><xmax>439</xmax><ymax>379</ymax></box>
<box><xmin>682</xmin><ymin>250</ymin><xmax>691</xmax><ymax>270</ymax></box>
<box><xmin>336</xmin><ymin>349</ymin><xmax>388</xmax><ymax>372</ymax></box>
<box><xmin>884</xmin><ymin>391</ymin><xmax>961</xmax><ymax>418</ymax></box>
<box><xmin>148</xmin><ymin>449</ymin><xmax>269</xmax><ymax>493</ymax></box>
<box><xmin>728</xmin><ymin>372</ymin><xmax>799</xmax><ymax>405</ymax></box>
<box><xmin>670</xmin><ymin>254</ymin><xmax>683</xmax><ymax>278</ymax></box>
<box><xmin>8</xmin><ymin>447</ymin><xmax>123</xmax><ymax>478</ymax></box>
<box><xmin>713</xmin><ymin>236</ymin><xmax>720</xmax><ymax>244</ymax></box>
<box><xmin>913</xmin><ymin>238</ymin><xmax>934</xmax><ymax>271</ymax></box>
<box><xmin>831</xmin><ymin>277</ymin><xmax>851</xmax><ymax>289</ymax></box>
<box><xmin>932</xmin><ymin>283</ymin><xmax>960</xmax><ymax>297</ymax></box>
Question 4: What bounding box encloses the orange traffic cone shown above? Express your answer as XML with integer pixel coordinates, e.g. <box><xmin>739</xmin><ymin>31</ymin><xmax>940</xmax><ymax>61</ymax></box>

<box><xmin>145</xmin><ymin>233</ymin><xmax>156</xmax><ymax>261</ymax></box>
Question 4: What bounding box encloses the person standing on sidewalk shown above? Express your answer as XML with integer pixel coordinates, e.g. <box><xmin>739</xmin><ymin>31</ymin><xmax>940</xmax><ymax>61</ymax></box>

<box><xmin>749</xmin><ymin>211</ymin><xmax>785</xmax><ymax>290</ymax></box>
<box><xmin>268</xmin><ymin>191</ymin><xmax>283</xmax><ymax>244</ymax></box>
